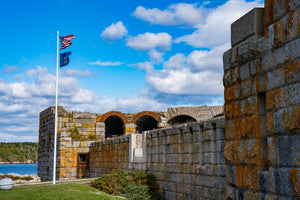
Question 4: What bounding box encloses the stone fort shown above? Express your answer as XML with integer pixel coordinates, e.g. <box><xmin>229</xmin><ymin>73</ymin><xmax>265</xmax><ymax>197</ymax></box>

<box><xmin>38</xmin><ymin>1</ymin><xmax>300</xmax><ymax>199</ymax></box>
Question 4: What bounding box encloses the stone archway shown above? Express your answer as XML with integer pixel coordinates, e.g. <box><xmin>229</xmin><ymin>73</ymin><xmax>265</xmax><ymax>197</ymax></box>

<box><xmin>135</xmin><ymin>115</ymin><xmax>158</xmax><ymax>133</ymax></box>
<box><xmin>97</xmin><ymin>111</ymin><xmax>127</xmax><ymax>123</ymax></box>
<box><xmin>167</xmin><ymin>115</ymin><xmax>196</xmax><ymax>126</ymax></box>
<box><xmin>104</xmin><ymin>115</ymin><xmax>125</xmax><ymax>138</ymax></box>
<box><xmin>97</xmin><ymin>111</ymin><xmax>127</xmax><ymax>138</ymax></box>
<box><xmin>132</xmin><ymin>111</ymin><xmax>159</xmax><ymax>133</ymax></box>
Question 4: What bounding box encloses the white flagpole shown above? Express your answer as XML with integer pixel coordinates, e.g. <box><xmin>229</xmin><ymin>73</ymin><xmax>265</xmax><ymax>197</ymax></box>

<box><xmin>53</xmin><ymin>31</ymin><xmax>60</xmax><ymax>185</ymax></box>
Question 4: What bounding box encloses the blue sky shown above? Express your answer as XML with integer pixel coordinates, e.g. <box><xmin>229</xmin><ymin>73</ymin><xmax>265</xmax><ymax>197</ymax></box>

<box><xmin>0</xmin><ymin>0</ymin><xmax>263</xmax><ymax>142</ymax></box>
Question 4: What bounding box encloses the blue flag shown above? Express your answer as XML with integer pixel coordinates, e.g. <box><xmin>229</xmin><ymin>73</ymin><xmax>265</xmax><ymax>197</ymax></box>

<box><xmin>60</xmin><ymin>51</ymin><xmax>71</xmax><ymax>67</ymax></box>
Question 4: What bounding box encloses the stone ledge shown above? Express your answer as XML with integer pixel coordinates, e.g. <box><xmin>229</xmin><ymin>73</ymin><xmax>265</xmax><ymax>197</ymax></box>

<box><xmin>231</xmin><ymin>8</ymin><xmax>264</xmax><ymax>46</ymax></box>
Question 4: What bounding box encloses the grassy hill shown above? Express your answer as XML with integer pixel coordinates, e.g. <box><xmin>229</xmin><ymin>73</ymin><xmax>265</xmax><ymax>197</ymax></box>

<box><xmin>0</xmin><ymin>142</ymin><xmax>38</xmax><ymax>163</ymax></box>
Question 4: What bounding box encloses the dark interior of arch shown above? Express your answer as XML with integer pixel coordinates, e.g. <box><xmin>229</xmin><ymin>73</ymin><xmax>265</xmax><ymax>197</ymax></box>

<box><xmin>105</xmin><ymin>116</ymin><xmax>124</xmax><ymax>138</ymax></box>
<box><xmin>135</xmin><ymin>115</ymin><xmax>158</xmax><ymax>133</ymax></box>
<box><xmin>168</xmin><ymin>115</ymin><xmax>196</xmax><ymax>126</ymax></box>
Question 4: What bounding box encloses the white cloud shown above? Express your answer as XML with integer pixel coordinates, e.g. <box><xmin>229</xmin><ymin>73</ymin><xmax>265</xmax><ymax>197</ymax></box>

<box><xmin>146</xmin><ymin>67</ymin><xmax>223</xmax><ymax>95</ymax></box>
<box><xmin>14</xmin><ymin>74</ymin><xmax>24</xmax><ymax>80</ymax></box>
<box><xmin>101</xmin><ymin>21</ymin><xmax>128</xmax><ymax>41</ymax></box>
<box><xmin>25</xmin><ymin>66</ymin><xmax>48</xmax><ymax>77</ymax></box>
<box><xmin>2</xmin><ymin>65</ymin><xmax>18</xmax><ymax>73</ymax></box>
<box><xmin>126</xmin><ymin>32</ymin><xmax>172</xmax><ymax>51</ymax></box>
<box><xmin>88</xmin><ymin>60</ymin><xmax>123</xmax><ymax>66</ymax></box>
<box><xmin>82</xmin><ymin>95</ymin><xmax>168</xmax><ymax>113</ymax></box>
<box><xmin>174</xmin><ymin>0</ymin><xmax>263</xmax><ymax>48</ymax></box>
<box><xmin>0</xmin><ymin>102</ymin><xmax>27</xmax><ymax>113</ymax></box>
<box><xmin>11</xmin><ymin>82</ymin><xmax>32</xmax><ymax>98</ymax></box>
<box><xmin>148</xmin><ymin>49</ymin><xmax>164</xmax><ymax>64</ymax></box>
<box><xmin>115</xmin><ymin>96</ymin><xmax>168</xmax><ymax>111</ymax></box>
<box><xmin>131</xmin><ymin>61</ymin><xmax>154</xmax><ymax>72</ymax></box>
<box><xmin>62</xmin><ymin>69</ymin><xmax>91</xmax><ymax>77</ymax></box>
<box><xmin>163</xmin><ymin>53</ymin><xmax>186</xmax><ymax>70</ymax></box>
<box><xmin>132</xmin><ymin>3</ymin><xmax>204</xmax><ymax>26</ymax></box>
<box><xmin>70</xmin><ymin>88</ymin><xmax>95</xmax><ymax>103</ymax></box>
<box><xmin>135</xmin><ymin>44</ymin><xmax>227</xmax><ymax>96</ymax></box>
<box><xmin>0</xmin><ymin>65</ymin><xmax>169</xmax><ymax>142</ymax></box>
<box><xmin>187</xmin><ymin>44</ymin><xmax>229</xmax><ymax>72</ymax></box>
<box><xmin>0</xmin><ymin>133</ymin><xmax>37</xmax><ymax>142</ymax></box>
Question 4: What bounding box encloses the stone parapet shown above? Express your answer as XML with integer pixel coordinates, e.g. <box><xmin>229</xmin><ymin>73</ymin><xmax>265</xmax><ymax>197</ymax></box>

<box><xmin>231</xmin><ymin>8</ymin><xmax>264</xmax><ymax>46</ymax></box>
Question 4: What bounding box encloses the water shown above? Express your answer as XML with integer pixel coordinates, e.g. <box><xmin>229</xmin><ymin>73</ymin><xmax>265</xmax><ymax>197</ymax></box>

<box><xmin>0</xmin><ymin>163</ymin><xmax>38</xmax><ymax>175</ymax></box>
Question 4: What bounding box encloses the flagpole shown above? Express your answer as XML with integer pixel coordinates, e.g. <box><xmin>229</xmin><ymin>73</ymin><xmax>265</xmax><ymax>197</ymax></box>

<box><xmin>53</xmin><ymin>31</ymin><xmax>59</xmax><ymax>185</ymax></box>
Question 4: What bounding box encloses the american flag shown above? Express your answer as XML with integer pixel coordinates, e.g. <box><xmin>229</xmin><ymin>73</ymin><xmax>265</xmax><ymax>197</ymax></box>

<box><xmin>60</xmin><ymin>34</ymin><xmax>75</xmax><ymax>50</ymax></box>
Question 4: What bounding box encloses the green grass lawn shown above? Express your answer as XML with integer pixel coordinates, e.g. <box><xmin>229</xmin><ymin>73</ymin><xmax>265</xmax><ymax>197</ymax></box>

<box><xmin>0</xmin><ymin>182</ymin><xmax>124</xmax><ymax>200</ymax></box>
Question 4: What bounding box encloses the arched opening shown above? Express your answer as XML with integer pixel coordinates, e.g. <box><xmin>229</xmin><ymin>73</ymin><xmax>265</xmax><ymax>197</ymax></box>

<box><xmin>135</xmin><ymin>115</ymin><xmax>158</xmax><ymax>133</ymax></box>
<box><xmin>168</xmin><ymin>115</ymin><xmax>196</xmax><ymax>126</ymax></box>
<box><xmin>104</xmin><ymin>116</ymin><xmax>125</xmax><ymax>138</ymax></box>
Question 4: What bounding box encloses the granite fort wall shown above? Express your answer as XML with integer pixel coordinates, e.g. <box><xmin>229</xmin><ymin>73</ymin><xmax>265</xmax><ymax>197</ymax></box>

<box><xmin>38</xmin><ymin>106</ymin><xmax>57</xmax><ymax>181</ymax></box>
<box><xmin>144</xmin><ymin>117</ymin><xmax>226</xmax><ymax>199</ymax></box>
<box><xmin>86</xmin><ymin>117</ymin><xmax>227</xmax><ymax>200</ymax></box>
<box><xmin>223</xmin><ymin>1</ymin><xmax>300</xmax><ymax>199</ymax></box>
<box><xmin>89</xmin><ymin>135</ymin><xmax>131</xmax><ymax>176</ymax></box>
<box><xmin>38</xmin><ymin>107</ymin><xmax>101</xmax><ymax>180</ymax></box>
<box><xmin>58</xmin><ymin>110</ymin><xmax>104</xmax><ymax>179</ymax></box>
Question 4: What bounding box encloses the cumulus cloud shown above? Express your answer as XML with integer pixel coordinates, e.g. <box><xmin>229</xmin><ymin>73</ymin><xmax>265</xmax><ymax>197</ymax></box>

<box><xmin>132</xmin><ymin>0</ymin><xmax>262</xmax><ymax>99</ymax></box>
<box><xmin>126</xmin><ymin>32</ymin><xmax>172</xmax><ymax>51</ymax></box>
<box><xmin>70</xmin><ymin>88</ymin><xmax>95</xmax><ymax>103</ymax></box>
<box><xmin>14</xmin><ymin>74</ymin><xmax>24</xmax><ymax>80</ymax></box>
<box><xmin>187</xmin><ymin>44</ymin><xmax>229</xmax><ymax>72</ymax></box>
<box><xmin>174</xmin><ymin>0</ymin><xmax>263</xmax><ymax>48</ymax></box>
<box><xmin>0</xmin><ymin>66</ymin><xmax>94</xmax><ymax>142</ymax></box>
<box><xmin>25</xmin><ymin>65</ymin><xmax>48</xmax><ymax>77</ymax></box>
<box><xmin>0</xmin><ymin>133</ymin><xmax>37</xmax><ymax>142</ymax></box>
<box><xmin>101</xmin><ymin>21</ymin><xmax>128</xmax><ymax>41</ymax></box>
<box><xmin>88</xmin><ymin>60</ymin><xmax>123</xmax><ymax>66</ymax></box>
<box><xmin>163</xmin><ymin>54</ymin><xmax>186</xmax><ymax>70</ymax></box>
<box><xmin>135</xmin><ymin>43</ymin><xmax>226</xmax><ymax>96</ymax></box>
<box><xmin>147</xmin><ymin>67</ymin><xmax>223</xmax><ymax>95</ymax></box>
<box><xmin>148</xmin><ymin>49</ymin><xmax>164</xmax><ymax>64</ymax></box>
<box><xmin>0</xmin><ymin>65</ymin><xmax>169</xmax><ymax>142</ymax></box>
<box><xmin>62</xmin><ymin>69</ymin><xmax>91</xmax><ymax>77</ymax></box>
<box><xmin>132</xmin><ymin>3</ymin><xmax>204</xmax><ymax>26</ymax></box>
<box><xmin>131</xmin><ymin>61</ymin><xmax>154</xmax><ymax>72</ymax></box>
<box><xmin>93</xmin><ymin>95</ymin><xmax>168</xmax><ymax>113</ymax></box>
<box><xmin>2</xmin><ymin>65</ymin><xmax>18</xmax><ymax>73</ymax></box>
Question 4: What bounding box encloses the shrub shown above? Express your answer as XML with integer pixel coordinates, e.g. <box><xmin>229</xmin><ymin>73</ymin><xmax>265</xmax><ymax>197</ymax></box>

<box><xmin>88</xmin><ymin>133</ymin><xmax>97</xmax><ymax>140</ymax></box>
<box><xmin>68</xmin><ymin>126</ymin><xmax>81</xmax><ymax>139</ymax></box>
<box><xmin>0</xmin><ymin>175</ymin><xmax>33</xmax><ymax>181</ymax></box>
<box><xmin>23</xmin><ymin>176</ymin><xmax>34</xmax><ymax>180</ymax></box>
<box><xmin>91</xmin><ymin>170</ymin><xmax>162</xmax><ymax>200</ymax></box>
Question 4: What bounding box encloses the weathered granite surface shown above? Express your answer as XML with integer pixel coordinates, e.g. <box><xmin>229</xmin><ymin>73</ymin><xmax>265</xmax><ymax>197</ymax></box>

<box><xmin>224</xmin><ymin>1</ymin><xmax>300</xmax><ymax>198</ymax></box>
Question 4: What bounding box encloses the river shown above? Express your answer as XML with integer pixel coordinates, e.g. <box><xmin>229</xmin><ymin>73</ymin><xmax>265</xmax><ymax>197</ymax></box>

<box><xmin>0</xmin><ymin>163</ymin><xmax>38</xmax><ymax>175</ymax></box>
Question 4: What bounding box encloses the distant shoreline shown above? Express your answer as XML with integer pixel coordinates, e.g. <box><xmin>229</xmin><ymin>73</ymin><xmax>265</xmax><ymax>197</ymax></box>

<box><xmin>0</xmin><ymin>162</ymin><xmax>37</xmax><ymax>164</ymax></box>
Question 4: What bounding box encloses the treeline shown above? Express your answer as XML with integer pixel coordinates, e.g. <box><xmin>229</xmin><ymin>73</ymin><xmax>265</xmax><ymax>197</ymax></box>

<box><xmin>0</xmin><ymin>142</ymin><xmax>38</xmax><ymax>163</ymax></box>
